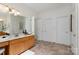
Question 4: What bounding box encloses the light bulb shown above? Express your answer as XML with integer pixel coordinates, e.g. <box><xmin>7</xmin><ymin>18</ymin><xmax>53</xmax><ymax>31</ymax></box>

<box><xmin>16</xmin><ymin>12</ymin><xmax>20</xmax><ymax>15</ymax></box>
<box><xmin>0</xmin><ymin>19</ymin><xmax>3</xmax><ymax>21</ymax></box>
<box><xmin>12</xmin><ymin>9</ymin><xmax>15</xmax><ymax>13</ymax></box>
<box><xmin>5</xmin><ymin>7</ymin><xmax>9</xmax><ymax>11</ymax></box>
<box><xmin>14</xmin><ymin>11</ymin><xmax>20</xmax><ymax>16</ymax></box>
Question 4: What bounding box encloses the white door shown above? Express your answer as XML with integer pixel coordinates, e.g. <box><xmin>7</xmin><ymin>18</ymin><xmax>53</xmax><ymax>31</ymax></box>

<box><xmin>37</xmin><ymin>18</ymin><xmax>56</xmax><ymax>42</ymax></box>
<box><xmin>56</xmin><ymin>16</ymin><xmax>71</xmax><ymax>45</ymax></box>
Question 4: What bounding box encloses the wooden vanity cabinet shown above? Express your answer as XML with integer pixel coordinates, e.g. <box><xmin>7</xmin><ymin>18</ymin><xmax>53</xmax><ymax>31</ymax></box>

<box><xmin>8</xmin><ymin>35</ymin><xmax>36</xmax><ymax>55</ymax></box>
<box><xmin>8</xmin><ymin>38</ymin><xmax>25</xmax><ymax>55</ymax></box>
<box><xmin>24</xmin><ymin>35</ymin><xmax>36</xmax><ymax>50</ymax></box>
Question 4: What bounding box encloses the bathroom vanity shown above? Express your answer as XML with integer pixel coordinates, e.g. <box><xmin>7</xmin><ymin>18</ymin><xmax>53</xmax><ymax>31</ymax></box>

<box><xmin>0</xmin><ymin>7</ymin><xmax>35</xmax><ymax>55</ymax></box>
<box><xmin>0</xmin><ymin>34</ymin><xmax>36</xmax><ymax>55</ymax></box>
<box><xmin>0</xmin><ymin>14</ymin><xmax>35</xmax><ymax>55</ymax></box>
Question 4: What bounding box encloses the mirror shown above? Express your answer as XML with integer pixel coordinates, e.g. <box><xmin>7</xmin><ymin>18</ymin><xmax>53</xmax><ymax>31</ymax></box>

<box><xmin>0</xmin><ymin>20</ymin><xmax>5</xmax><ymax>31</ymax></box>
<box><xmin>0</xmin><ymin>12</ymin><xmax>8</xmax><ymax>32</ymax></box>
<box><xmin>0</xmin><ymin>4</ymin><xmax>35</xmax><ymax>36</ymax></box>
<box><xmin>6</xmin><ymin>14</ymin><xmax>34</xmax><ymax>35</ymax></box>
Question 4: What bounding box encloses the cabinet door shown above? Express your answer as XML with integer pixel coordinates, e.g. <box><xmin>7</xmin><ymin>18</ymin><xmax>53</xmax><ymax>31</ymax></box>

<box><xmin>24</xmin><ymin>35</ymin><xmax>36</xmax><ymax>50</ymax></box>
<box><xmin>9</xmin><ymin>38</ymin><xmax>25</xmax><ymax>55</ymax></box>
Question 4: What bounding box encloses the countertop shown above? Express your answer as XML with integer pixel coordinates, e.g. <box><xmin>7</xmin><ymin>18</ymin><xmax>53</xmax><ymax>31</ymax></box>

<box><xmin>0</xmin><ymin>33</ymin><xmax>34</xmax><ymax>43</ymax></box>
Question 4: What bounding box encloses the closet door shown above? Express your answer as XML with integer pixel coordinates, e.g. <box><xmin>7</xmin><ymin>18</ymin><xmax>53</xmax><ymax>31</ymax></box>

<box><xmin>37</xmin><ymin>18</ymin><xmax>56</xmax><ymax>42</ymax></box>
<box><xmin>56</xmin><ymin>16</ymin><xmax>71</xmax><ymax>45</ymax></box>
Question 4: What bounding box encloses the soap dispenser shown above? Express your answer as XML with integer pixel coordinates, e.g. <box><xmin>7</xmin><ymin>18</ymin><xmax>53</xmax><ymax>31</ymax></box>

<box><xmin>23</xmin><ymin>29</ymin><xmax>28</xmax><ymax>34</ymax></box>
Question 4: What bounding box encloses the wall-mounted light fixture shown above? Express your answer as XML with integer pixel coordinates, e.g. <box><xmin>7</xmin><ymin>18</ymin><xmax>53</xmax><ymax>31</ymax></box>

<box><xmin>9</xmin><ymin>8</ymin><xmax>21</xmax><ymax>16</ymax></box>
<box><xmin>0</xmin><ymin>19</ymin><xmax>3</xmax><ymax>21</ymax></box>
<box><xmin>0</xmin><ymin>4</ymin><xmax>9</xmax><ymax>12</ymax></box>
<box><xmin>0</xmin><ymin>4</ymin><xmax>21</xmax><ymax>16</ymax></box>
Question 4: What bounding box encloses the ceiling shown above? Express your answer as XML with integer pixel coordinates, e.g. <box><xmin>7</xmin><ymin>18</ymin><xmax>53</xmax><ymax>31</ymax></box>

<box><xmin>2</xmin><ymin>3</ymin><xmax>73</xmax><ymax>15</ymax></box>
<box><xmin>25</xmin><ymin>3</ymin><xmax>72</xmax><ymax>13</ymax></box>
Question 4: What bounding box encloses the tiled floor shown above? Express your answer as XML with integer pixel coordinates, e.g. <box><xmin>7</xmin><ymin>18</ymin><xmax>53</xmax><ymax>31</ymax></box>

<box><xmin>30</xmin><ymin>40</ymin><xmax>73</xmax><ymax>55</ymax></box>
<box><xmin>21</xmin><ymin>50</ymin><xmax>35</xmax><ymax>55</ymax></box>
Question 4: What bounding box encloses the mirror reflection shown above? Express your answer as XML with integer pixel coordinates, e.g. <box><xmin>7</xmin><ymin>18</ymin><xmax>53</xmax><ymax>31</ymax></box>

<box><xmin>0</xmin><ymin>4</ymin><xmax>34</xmax><ymax>36</ymax></box>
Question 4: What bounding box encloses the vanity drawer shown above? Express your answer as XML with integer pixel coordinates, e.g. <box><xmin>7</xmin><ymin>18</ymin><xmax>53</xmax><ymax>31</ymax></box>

<box><xmin>0</xmin><ymin>42</ymin><xmax>8</xmax><ymax>47</ymax></box>
<box><xmin>9</xmin><ymin>38</ymin><xmax>25</xmax><ymax>44</ymax></box>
